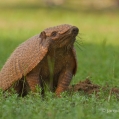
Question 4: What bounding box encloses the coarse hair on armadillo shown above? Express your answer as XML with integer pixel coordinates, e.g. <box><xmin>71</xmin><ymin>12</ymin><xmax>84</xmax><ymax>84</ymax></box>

<box><xmin>0</xmin><ymin>34</ymin><xmax>48</xmax><ymax>91</ymax></box>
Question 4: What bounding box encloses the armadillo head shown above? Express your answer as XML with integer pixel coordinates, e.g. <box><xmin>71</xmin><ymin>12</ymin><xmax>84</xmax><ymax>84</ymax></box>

<box><xmin>40</xmin><ymin>24</ymin><xmax>79</xmax><ymax>48</ymax></box>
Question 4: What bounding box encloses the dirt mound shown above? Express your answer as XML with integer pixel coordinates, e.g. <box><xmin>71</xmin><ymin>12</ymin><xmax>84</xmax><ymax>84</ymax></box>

<box><xmin>68</xmin><ymin>78</ymin><xmax>119</xmax><ymax>97</ymax></box>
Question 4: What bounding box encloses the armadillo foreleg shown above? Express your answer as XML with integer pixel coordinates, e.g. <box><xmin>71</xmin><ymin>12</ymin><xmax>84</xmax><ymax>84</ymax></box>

<box><xmin>55</xmin><ymin>70</ymin><xmax>72</xmax><ymax>96</ymax></box>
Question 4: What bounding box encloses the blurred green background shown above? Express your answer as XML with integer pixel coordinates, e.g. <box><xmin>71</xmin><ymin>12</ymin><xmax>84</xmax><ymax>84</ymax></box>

<box><xmin>0</xmin><ymin>0</ymin><xmax>119</xmax><ymax>44</ymax></box>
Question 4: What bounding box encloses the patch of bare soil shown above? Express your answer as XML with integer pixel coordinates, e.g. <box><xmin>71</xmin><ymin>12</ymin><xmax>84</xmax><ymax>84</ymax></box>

<box><xmin>68</xmin><ymin>78</ymin><xmax>119</xmax><ymax>98</ymax></box>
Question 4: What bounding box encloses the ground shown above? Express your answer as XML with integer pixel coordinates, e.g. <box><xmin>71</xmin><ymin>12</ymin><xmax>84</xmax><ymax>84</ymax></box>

<box><xmin>0</xmin><ymin>0</ymin><xmax>119</xmax><ymax>119</ymax></box>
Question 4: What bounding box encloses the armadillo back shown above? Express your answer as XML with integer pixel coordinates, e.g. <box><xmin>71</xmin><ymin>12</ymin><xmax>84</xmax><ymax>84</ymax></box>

<box><xmin>0</xmin><ymin>35</ymin><xmax>48</xmax><ymax>90</ymax></box>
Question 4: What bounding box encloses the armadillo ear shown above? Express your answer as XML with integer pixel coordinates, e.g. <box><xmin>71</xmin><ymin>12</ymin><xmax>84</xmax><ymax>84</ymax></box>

<box><xmin>39</xmin><ymin>31</ymin><xmax>46</xmax><ymax>39</ymax></box>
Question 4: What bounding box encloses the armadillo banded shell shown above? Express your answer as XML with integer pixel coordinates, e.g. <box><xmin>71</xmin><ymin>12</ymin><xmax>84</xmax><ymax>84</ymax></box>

<box><xmin>0</xmin><ymin>35</ymin><xmax>48</xmax><ymax>90</ymax></box>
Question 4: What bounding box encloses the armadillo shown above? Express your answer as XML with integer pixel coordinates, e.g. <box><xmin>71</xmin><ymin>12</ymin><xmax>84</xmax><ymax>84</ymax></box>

<box><xmin>0</xmin><ymin>24</ymin><xmax>79</xmax><ymax>96</ymax></box>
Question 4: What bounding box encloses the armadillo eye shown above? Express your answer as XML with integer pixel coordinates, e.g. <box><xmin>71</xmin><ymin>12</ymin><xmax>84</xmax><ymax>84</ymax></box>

<box><xmin>51</xmin><ymin>31</ymin><xmax>57</xmax><ymax>37</ymax></box>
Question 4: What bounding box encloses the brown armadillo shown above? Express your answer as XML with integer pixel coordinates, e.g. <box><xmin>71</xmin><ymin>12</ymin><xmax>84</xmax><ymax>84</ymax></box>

<box><xmin>0</xmin><ymin>24</ymin><xmax>79</xmax><ymax>96</ymax></box>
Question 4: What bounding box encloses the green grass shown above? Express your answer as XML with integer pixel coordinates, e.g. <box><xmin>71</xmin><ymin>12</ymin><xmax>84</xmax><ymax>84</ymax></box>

<box><xmin>0</xmin><ymin>1</ymin><xmax>119</xmax><ymax>119</ymax></box>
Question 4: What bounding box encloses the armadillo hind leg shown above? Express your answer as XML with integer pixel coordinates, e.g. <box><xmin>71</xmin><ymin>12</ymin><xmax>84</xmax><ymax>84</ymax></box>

<box><xmin>11</xmin><ymin>78</ymin><xmax>29</xmax><ymax>97</ymax></box>
<box><xmin>26</xmin><ymin>75</ymin><xmax>41</xmax><ymax>92</ymax></box>
<box><xmin>26</xmin><ymin>65</ymin><xmax>41</xmax><ymax>92</ymax></box>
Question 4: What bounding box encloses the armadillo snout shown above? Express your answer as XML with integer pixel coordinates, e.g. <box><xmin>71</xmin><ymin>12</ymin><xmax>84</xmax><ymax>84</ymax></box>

<box><xmin>71</xmin><ymin>27</ymin><xmax>79</xmax><ymax>36</ymax></box>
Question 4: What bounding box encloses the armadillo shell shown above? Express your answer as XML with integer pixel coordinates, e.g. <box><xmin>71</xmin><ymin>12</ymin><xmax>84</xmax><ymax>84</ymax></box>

<box><xmin>0</xmin><ymin>35</ymin><xmax>48</xmax><ymax>90</ymax></box>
